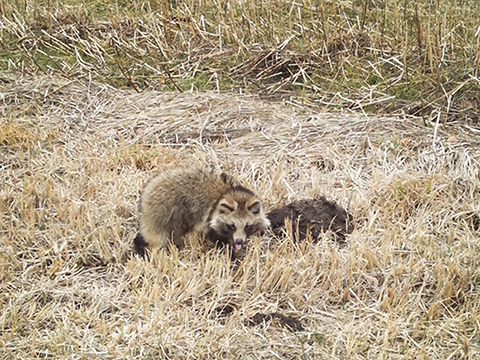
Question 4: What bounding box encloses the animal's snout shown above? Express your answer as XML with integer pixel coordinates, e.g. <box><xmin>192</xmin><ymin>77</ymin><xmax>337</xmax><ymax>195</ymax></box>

<box><xmin>234</xmin><ymin>238</ymin><xmax>243</xmax><ymax>250</ymax></box>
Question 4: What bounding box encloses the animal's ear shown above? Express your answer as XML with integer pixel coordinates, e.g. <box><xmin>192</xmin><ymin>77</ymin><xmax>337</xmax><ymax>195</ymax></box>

<box><xmin>248</xmin><ymin>200</ymin><xmax>261</xmax><ymax>215</ymax></box>
<box><xmin>218</xmin><ymin>199</ymin><xmax>236</xmax><ymax>214</ymax></box>
<box><xmin>220</xmin><ymin>172</ymin><xmax>229</xmax><ymax>184</ymax></box>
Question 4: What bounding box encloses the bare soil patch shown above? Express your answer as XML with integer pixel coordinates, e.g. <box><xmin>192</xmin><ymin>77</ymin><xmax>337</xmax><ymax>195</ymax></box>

<box><xmin>246</xmin><ymin>312</ymin><xmax>305</xmax><ymax>332</ymax></box>
<box><xmin>268</xmin><ymin>197</ymin><xmax>354</xmax><ymax>242</ymax></box>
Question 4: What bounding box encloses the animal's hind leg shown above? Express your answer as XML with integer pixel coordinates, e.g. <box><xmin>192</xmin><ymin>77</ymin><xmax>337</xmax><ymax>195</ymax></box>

<box><xmin>171</xmin><ymin>231</ymin><xmax>186</xmax><ymax>248</ymax></box>
<box><xmin>139</xmin><ymin>221</ymin><xmax>172</xmax><ymax>250</ymax></box>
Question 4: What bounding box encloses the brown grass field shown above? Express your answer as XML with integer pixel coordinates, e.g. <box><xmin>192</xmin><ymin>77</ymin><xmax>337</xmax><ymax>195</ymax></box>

<box><xmin>1</xmin><ymin>73</ymin><xmax>480</xmax><ymax>359</ymax></box>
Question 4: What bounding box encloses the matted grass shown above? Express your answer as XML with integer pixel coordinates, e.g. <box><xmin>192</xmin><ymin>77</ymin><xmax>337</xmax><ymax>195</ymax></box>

<box><xmin>1</xmin><ymin>74</ymin><xmax>480</xmax><ymax>359</ymax></box>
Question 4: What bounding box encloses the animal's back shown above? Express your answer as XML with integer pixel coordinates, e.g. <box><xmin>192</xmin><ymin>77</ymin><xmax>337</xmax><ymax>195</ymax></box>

<box><xmin>137</xmin><ymin>167</ymin><xmax>234</xmax><ymax>251</ymax></box>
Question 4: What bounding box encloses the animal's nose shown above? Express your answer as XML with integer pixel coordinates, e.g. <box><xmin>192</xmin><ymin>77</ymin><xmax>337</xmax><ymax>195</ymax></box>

<box><xmin>235</xmin><ymin>239</ymin><xmax>243</xmax><ymax>245</ymax></box>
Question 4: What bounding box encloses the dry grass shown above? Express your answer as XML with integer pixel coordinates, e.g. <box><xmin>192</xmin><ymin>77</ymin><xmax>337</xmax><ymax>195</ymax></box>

<box><xmin>1</xmin><ymin>0</ymin><xmax>480</xmax><ymax>121</ymax></box>
<box><xmin>1</xmin><ymin>74</ymin><xmax>480</xmax><ymax>359</ymax></box>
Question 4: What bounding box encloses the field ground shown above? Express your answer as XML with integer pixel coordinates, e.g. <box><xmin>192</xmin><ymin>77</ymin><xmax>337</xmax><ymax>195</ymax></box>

<box><xmin>1</xmin><ymin>73</ymin><xmax>480</xmax><ymax>359</ymax></box>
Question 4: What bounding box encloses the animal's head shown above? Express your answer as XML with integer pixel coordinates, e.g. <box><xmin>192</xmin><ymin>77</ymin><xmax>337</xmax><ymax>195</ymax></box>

<box><xmin>209</xmin><ymin>187</ymin><xmax>270</xmax><ymax>252</ymax></box>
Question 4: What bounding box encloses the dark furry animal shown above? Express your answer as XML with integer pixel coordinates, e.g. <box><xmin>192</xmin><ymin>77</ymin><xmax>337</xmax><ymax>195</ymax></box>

<box><xmin>134</xmin><ymin>167</ymin><xmax>270</xmax><ymax>257</ymax></box>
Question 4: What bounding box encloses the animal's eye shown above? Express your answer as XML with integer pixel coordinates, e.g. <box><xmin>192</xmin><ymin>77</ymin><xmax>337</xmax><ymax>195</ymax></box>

<box><xmin>218</xmin><ymin>201</ymin><xmax>235</xmax><ymax>214</ymax></box>
<box><xmin>227</xmin><ymin>224</ymin><xmax>236</xmax><ymax>232</ymax></box>
<box><xmin>244</xmin><ymin>224</ymin><xmax>254</xmax><ymax>235</ymax></box>
<box><xmin>248</xmin><ymin>201</ymin><xmax>261</xmax><ymax>214</ymax></box>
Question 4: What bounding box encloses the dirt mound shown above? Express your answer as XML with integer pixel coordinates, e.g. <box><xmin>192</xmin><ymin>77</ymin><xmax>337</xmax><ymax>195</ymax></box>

<box><xmin>268</xmin><ymin>198</ymin><xmax>354</xmax><ymax>241</ymax></box>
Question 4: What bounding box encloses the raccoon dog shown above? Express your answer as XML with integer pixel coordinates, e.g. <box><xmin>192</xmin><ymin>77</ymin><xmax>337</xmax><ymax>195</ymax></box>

<box><xmin>134</xmin><ymin>167</ymin><xmax>270</xmax><ymax>257</ymax></box>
